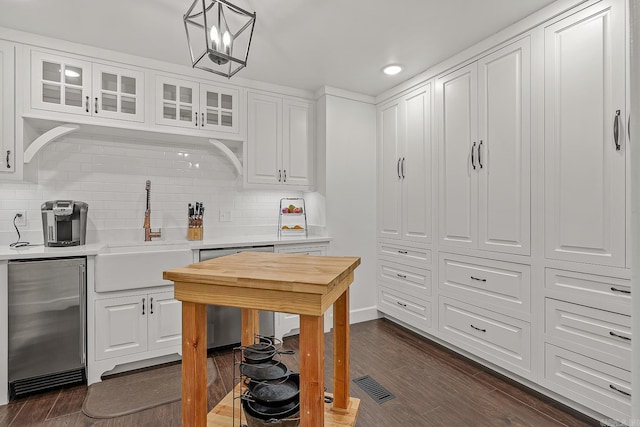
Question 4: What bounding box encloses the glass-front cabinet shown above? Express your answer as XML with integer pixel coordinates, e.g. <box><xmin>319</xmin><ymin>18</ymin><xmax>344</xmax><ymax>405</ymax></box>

<box><xmin>155</xmin><ymin>75</ymin><xmax>239</xmax><ymax>134</ymax></box>
<box><xmin>30</xmin><ymin>50</ymin><xmax>144</xmax><ymax>122</ymax></box>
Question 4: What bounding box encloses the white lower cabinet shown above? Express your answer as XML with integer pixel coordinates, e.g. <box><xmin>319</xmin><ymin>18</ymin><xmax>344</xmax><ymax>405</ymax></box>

<box><xmin>439</xmin><ymin>296</ymin><xmax>531</xmax><ymax>378</ymax></box>
<box><xmin>378</xmin><ymin>285</ymin><xmax>432</xmax><ymax>332</ymax></box>
<box><xmin>89</xmin><ymin>289</ymin><xmax>181</xmax><ymax>384</ymax></box>
<box><xmin>274</xmin><ymin>243</ymin><xmax>329</xmax><ymax>339</ymax></box>
<box><xmin>543</xmin><ymin>344</ymin><xmax>631</xmax><ymax>422</ymax></box>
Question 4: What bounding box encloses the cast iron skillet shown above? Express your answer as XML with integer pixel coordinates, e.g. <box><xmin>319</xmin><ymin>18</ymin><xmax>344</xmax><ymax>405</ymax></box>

<box><xmin>246</xmin><ymin>373</ymin><xmax>300</xmax><ymax>407</ymax></box>
<box><xmin>241</xmin><ymin>390</ymin><xmax>300</xmax><ymax>421</ymax></box>
<box><xmin>240</xmin><ymin>360</ymin><xmax>291</xmax><ymax>381</ymax></box>
<box><xmin>243</xmin><ymin>341</ymin><xmax>294</xmax><ymax>364</ymax></box>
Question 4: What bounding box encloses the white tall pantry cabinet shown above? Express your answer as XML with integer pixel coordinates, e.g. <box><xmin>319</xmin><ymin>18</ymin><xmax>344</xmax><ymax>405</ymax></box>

<box><xmin>377</xmin><ymin>0</ymin><xmax>632</xmax><ymax>423</ymax></box>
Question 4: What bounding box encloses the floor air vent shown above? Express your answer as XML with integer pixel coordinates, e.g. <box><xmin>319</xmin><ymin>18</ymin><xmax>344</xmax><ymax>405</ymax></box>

<box><xmin>352</xmin><ymin>375</ymin><xmax>395</xmax><ymax>404</ymax></box>
<box><xmin>10</xmin><ymin>368</ymin><xmax>86</xmax><ymax>399</ymax></box>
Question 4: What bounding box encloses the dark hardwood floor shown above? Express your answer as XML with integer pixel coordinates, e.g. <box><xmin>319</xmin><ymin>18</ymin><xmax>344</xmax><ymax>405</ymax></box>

<box><xmin>0</xmin><ymin>319</ymin><xmax>600</xmax><ymax>426</ymax></box>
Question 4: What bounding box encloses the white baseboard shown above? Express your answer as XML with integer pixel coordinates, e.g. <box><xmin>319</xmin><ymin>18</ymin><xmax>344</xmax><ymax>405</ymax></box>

<box><xmin>349</xmin><ymin>306</ymin><xmax>381</xmax><ymax>324</ymax></box>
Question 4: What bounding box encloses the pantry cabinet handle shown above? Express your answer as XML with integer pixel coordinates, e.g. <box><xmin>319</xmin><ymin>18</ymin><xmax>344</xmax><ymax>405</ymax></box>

<box><xmin>201</xmin><ymin>112</ymin><xmax>204</xmax><ymax>127</ymax></box>
<box><xmin>142</xmin><ymin>298</ymin><xmax>146</xmax><ymax>315</ymax></box>
<box><xmin>396</xmin><ymin>301</ymin><xmax>407</xmax><ymax>308</ymax></box>
<box><xmin>611</xmin><ymin>287</ymin><xmax>631</xmax><ymax>294</ymax></box>
<box><xmin>397</xmin><ymin>250</ymin><xmax>408</xmax><ymax>254</ymax></box>
<box><xmin>396</xmin><ymin>273</ymin><xmax>407</xmax><ymax>279</ymax></box>
<box><xmin>401</xmin><ymin>157</ymin><xmax>405</xmax><ymax>178</ymax></box>
<box><xmin>397</xmin><ymin>158</ymin><xmax>401</xmax><ymax>178</ymax></box>
<box><xmin>609</xmin><ymin>384</ymin><xmax>631</xmax><ymax>397</ymax></box>
<box><xmin>470</xmin><ymin>276</ymin><xmax>486</xmax><ymax>282</ymax></box>
<box><xmin>478</xmin><ymin>140</ymin><xmax>483</xmax><ymax>169</ymax></box>
<box><xmin>5</xmin><ymin>150</ymin><xmax>10</xmax><ymax>168</ymax></box>
<box><xmin>471</xmin><ymin>142</ymin><xmax>477</xmax><ymax>170</ymax></box>
<box><xmin>150</xmin><ymin>297</ymin><xmax>154</xmax><ymax>314</ymax></box>
<box><xmin>614</xmin><ymin>110</ymin><xmax>621</xmax><ymax>150</ymax></box>
<box><xmin>609</xmin><ymin>331</ymin><xmax>631</xmax><ymax>341</ymax></box>
<box><xmin>283</xmin><ymin>170</ymin><xmax>287</xmax><ymax>182</ymax></box>
<box><xmin>278</xmin><ymin>169</ymin><xmax>282</xmax><ymax>182</ymax></box>
<box><xmin>85</xmin><ymin>96</ymin><xmax>89</xmax><ymax>113</ymax></box>
<box><xmin>629</xmin><ymin>114</ymin><xmax>631</xmax><ymax>141</ymax></box>
<box><xmin>470</xmin><ymin>324</ymin><xmax>486</xmax><ymax>333</ymax></box>
<box><xmin>94</xmin><ymin>97</ymin><xmax>98</xmax><ymax>114</ymax></box>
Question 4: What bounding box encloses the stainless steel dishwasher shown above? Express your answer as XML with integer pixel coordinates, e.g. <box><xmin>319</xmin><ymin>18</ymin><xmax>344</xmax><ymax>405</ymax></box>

<box><xmin>199</xmin><ymin>246</ymin><xmax>275</xmax><ymax>350</ymax></box>
<box><xmin>8</xmin><ymin>257</ymin><xmax>86</xmax><ymax>398</ymax></box>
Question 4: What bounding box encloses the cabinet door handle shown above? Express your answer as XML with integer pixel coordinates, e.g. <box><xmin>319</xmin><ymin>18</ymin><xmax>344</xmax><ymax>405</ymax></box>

<box><xmin>95</xmin><ymin>97</ymin><xmax>98</xmax><ymax>114</ymax></box>
<box><xmin>401</xmin><ymin>157</ymin><xmax>405</xmax><ymax>178</ymax></box>
<box><xmin>278</xmin><ymin>169</ymin><xmax>282</xmax><ymax>182</ymax></box>
<box><xmin>628</xmin><ymin>114</ymin><xmax>631</xmax><ymax>141</ymax></box>
<box><xmin>150</xmin><ymin>297</ymin><xmax>154</xmax><ymax>314</ymax></box>
<box><xmin>470</xmin><ymin>324</ymin><xmax>486</xmax><ymax>332</ymax></box>
<box><xmin>283</xmin><ymin>169</ymin><xmax>287</xmax><ymax>182</ymax></box>
<box><xmin>397</xmin><ymin>250</ymin><xmax>408</xmax><ymax>254</ymax></box>
<box><xmin>611</xmin><ymin>286</ymin><xmax>631</xmax><ymax>294</ymax></box>
<box><xmin>397</xmin><ymin>158</ymin><xmax>401</xmax><ymax>178</ymax></box>
<box><xmin>396</xmin><ymin>301</ymin><xmax>407</xmax><ymax>308</ymax></box>
<box><xmin>609</xmin><ymin>384</ymin><xmax>631</xmax><ymax>397</ymax></box>
<box><xmin>142</xmin><ymin>297</ymin><xmax>146</xmax><ymax>315</ymax></box>
<box><xmin>478</xmin><ymin>140</ymin><xmax>483</xmax><ymax>169</ymax></box>
<box><xmin>614</xmin><ymin>110</ymin><xmax>621</xmax><ymax>150</ymax></box>
<box><xmin>201</xmin><ymin>112</ymin><xmax>204</xmax><ymax>127</ymax></box>
<box><xmin>396</xmin><ymin>273</ymin><xmax>407</xmax><ymax>279</ymax></box>
<box><xmin>609</xmin><ymin>331</ymin><xmax>631</xmax><ymax>341</ymax></box>
<box><xmin>195</xmin><ymin>112</ymin><xmax>198</xmax><ymax>127</ymax></box>
<box><xmin>5</xmin><ymin>150</ymin><xmax>10</xmax><ymax>169</ymax></box>
<box><xmin>85</xmin><ymin>96</ymin><xmax>90</xmax><ymax>113</ymax></box>
<box><xmin>471</xmin><ymin>142</ymin><xmax>477</xmax><ymax>170</ymax></box>
<box><xmin>470</xmin><ymin>276</ymin><xmax>487</xmax><ymax>282</ymax></box>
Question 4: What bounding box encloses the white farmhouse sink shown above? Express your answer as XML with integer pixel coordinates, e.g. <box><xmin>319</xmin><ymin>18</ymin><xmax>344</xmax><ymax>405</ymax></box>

<box><xmin>94</xmin><ymin>243</ymin><xmax>195</xmax><ymax>292</ymax></box>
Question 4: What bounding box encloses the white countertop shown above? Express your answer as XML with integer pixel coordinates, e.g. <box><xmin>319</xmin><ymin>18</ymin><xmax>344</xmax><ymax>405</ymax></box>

<box><xmin>0</xmin><ymin>234</ymin><xmax>332</xmax><ymax>261</ymax></box>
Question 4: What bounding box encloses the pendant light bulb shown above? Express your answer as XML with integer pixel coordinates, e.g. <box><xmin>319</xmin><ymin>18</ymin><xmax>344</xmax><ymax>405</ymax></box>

<box><xmin>210</xmin><ymin>25</ymin><xmax>219</xmax><ymax>49</ymax></box>
<box><xmin>222</xmin><ymin>30</ymin><xmax>231</xmax><ymax>49</ymax></box>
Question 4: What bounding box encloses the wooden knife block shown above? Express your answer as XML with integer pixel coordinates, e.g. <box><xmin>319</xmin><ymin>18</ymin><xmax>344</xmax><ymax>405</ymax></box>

<box><xmin>187</xmin><ymin>227</ymin><xmax>203</xmax><ymax>241</ymax></box>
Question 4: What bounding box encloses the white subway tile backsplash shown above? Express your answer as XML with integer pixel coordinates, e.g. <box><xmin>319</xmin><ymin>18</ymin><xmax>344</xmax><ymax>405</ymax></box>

<box><xmin>0</xmin><ymin>136</ymin><xmax>303</xmax><ymax>245</ymax></box>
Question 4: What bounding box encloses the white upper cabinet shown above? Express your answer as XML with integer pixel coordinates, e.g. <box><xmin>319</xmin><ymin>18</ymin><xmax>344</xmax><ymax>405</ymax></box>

<box><xmin>246</xmin><ymin>91</ymin><xmax>314</xmax><ymax>189</ymax></box>
<box><xmin>378</xmin><ymin>83</ymin><xmax>433</xmax><ymax>244</ymax></box>
<box><xmin>544</xmin><ymin>0</ymin><xmax>626</xmax><ymax>267</ymax></box>
<box><xmin>155</xmin><ymin>75</ymin><xmax>239</xmax><ymax>134</ymax></box>
<box><xmin>0</xmin><ymin>40</ymin><xmax>15</xmax><ymax>174</ymax></box>
<box><xmin>437</xmin><ymin>37</ymin><xmax>531</xmax><ymax>255</ymax></box>
<box><xmin>30</xmin><ymin>50</ymin><xmax>144</xmax><ymax>122</ymax></box>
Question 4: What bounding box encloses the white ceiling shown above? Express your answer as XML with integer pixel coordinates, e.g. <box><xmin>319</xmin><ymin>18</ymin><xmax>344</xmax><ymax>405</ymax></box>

<box><xmin>0</xmin><ymin>0</ymin><xmax>557</xmax><ymax>96</ymax></box>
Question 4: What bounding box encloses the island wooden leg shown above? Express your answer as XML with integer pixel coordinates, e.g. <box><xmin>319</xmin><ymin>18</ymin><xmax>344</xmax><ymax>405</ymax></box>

<box><xmin>241</xmin><ymin>308</ymin><xmax>259</xmax><ymax>346</ymax></box>
<box><xmin>181</xmin><ymin>301</ymin><xmax>208</xmax><ymax>427</ymax></box>
<box><xmin>333</xmin><ymin>288</ymin><xmax>350</xmax><ymax>411</ymax></box>
<box><xmin>299</xmin><ymin>314</ymin><xmax>324</xmax><ymax>427</ymax></box>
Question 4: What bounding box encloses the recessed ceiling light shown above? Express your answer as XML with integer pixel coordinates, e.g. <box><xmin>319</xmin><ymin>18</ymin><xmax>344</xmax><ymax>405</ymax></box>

<box><xmin>383</xmin><ymin>65</ymin><xmax>403</xmax><ymax>75</ymax></box>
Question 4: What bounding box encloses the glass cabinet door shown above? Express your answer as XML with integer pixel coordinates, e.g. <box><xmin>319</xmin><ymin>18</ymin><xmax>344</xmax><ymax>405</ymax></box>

<box><xmin>200</xmin><ymin>85</ymin><xmax>238</xmax><ymax>133</ymax></box>
<box><xmin>92</xmin><ymin>63</ymin><xmax>145</xmax><ymax>122</ymax></box>
<box><xmin>155</xmin><ymin>76</ymin><xmax>199</xmax><ymax>129</ymax></box>
<box><xmin>31</xmin><ymin>51</ymin><xmax>91</xmax><ymax>115</ymax></box>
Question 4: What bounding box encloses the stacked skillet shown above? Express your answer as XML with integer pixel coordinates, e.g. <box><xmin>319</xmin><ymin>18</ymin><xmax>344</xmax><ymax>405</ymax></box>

<box><xmin>240</xmin><ymin>337</ymin><xmax>300</xmax><ymax>427</ymax></box>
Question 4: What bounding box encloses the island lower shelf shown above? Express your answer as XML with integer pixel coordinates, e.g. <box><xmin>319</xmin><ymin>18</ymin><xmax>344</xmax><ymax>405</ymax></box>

<box><xmin>207</xmin><ymin>384</ymin><xmax>361</xmax><ymax>426</ymax></box>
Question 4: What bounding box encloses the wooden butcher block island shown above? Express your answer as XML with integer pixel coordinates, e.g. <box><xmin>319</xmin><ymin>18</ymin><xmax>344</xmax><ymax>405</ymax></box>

<box><xmin>163</xmin><ymin>251</ymin><xmax>362</xmax><ymax>427</ymax></box>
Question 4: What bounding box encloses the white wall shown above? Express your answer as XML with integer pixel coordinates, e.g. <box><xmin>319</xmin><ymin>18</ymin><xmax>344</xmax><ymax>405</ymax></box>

<box><xmin>0</xmin><ymin>135</ymin><xmax>301</xmax><ymax>245</ymax></box>
<box><xmin>318</xmin><ymin>91</ymin><xmax>378</xmax><ymax>323</ymax></box>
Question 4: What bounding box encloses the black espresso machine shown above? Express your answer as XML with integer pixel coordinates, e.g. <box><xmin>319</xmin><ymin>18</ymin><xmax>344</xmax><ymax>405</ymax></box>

<box><xmin>41</xmin><ymin>200</ymin><xmax>88</xmax><ymax>247</ymax></box>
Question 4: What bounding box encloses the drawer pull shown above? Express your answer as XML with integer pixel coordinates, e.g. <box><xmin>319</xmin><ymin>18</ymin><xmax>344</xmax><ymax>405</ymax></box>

<box><xmin>396</xmin><ymin>273</ymin><xmax>407</xmax><ymax>279</ymax></box>
<box><xmin>397</xmin><ymin>250</ymin><xmax>408</xmax><ymax>254</ymax></box>
<box><xmin>470</xmin><ymin>324</ymin><xmax>486</xmax><ymax>333</ymax></box>
<box><xmin>611</xmin><ymin>286</ymin><xmax>631</xmax><ymax>294</ymax></box>
<box><xmin>609</xmin><ymin>331</ymin><xmax>631</xmax><ymax>341</ymax></box>
<box><xmin>396</xmin><ymin>301</ymin><xmax>407</xmax><ymax>308</ymax></box>
<box><xmin>609</xmin><ymin>384</ymin><xmax>631</xmax><ymax>397</ymax></box>
<box><xmin>470</xmin><ymin>276</ymin><xmax>487</xmax><ymax>282</ymax></box>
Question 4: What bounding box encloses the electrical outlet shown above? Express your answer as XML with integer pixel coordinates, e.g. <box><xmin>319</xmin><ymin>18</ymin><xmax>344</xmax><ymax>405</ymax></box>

<box><xmin>219</xmin><ymin>210</ymin><xmax>232</xmax><ymax>222</ymax></box>
<box><xmin>14</xmin><ymin>211</ymin><xmax>27</xmax><ymax>227</ymax></box>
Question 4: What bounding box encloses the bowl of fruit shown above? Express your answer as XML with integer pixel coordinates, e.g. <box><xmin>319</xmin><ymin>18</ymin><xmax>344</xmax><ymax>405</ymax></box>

<box><xmin>281</xmin><ymin>204</ymin><xmax>303</xmax><ymax>214</ymax></box>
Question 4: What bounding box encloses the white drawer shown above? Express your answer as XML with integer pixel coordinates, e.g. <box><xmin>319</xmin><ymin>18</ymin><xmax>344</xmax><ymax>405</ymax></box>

<box><xmin>439</xmin><ymin>253</ymin><xmax>530</xmax><ymax>319</ymax></box>
<box><xmin>439</xmin><ymin>296</ymin><xmax>531</xmax><ymax>377</ymax></box>
<box><xmin>378</xmin><ymin>241</ymin><xmax>431</xmax><ymax>267</ymax></box>
<box><xmin>544</xmin><ymin>344</ymin><xmax>631</xmax><ymax>423</ymax></box>
<box><xmin>545</xmin><ymin>298</ymin><xmax>631</xmax><ymax>370</ymax></box>
<box><xmin>545</xmin><ymin>269</ymin><xmax>631</xmax><ymax>315</ymax></box>
<box><xmin>378</xmin><ymin>285</ymin><xmax>432</xmax><ymax>332</ymax></box>
<box><xmin>378</xmin><ymin>260</ymin><xmax>431</xmax><ymax>300</ymax></box>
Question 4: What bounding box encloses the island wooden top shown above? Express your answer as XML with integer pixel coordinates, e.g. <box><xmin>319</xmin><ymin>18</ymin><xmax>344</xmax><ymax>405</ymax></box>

<box><xmin>163</xmin><ymin>251</ymin><xmax>361</xmax><ymax>316</ymax></box>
